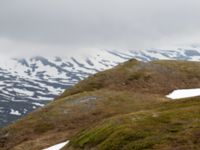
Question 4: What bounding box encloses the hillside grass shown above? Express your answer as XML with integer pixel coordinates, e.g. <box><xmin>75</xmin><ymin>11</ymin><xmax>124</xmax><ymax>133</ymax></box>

<box><xmin>1</xmin><ymin>59</ymin><xmax>200</xmax><ymax>150</ymax></box>
<box><xmin>0</xmin><ymin>90</ymin><xmax>165</xmax><ymax>150</ymax></box>
<box><xmin>66</xmin><ymin>97</ymin><xmax>200</xmax><ymax>150</ymax></box>
<box><xmin>60</xmin><ymin>59</ymin><xmax>200</xmax><ymax>98</ymax></box>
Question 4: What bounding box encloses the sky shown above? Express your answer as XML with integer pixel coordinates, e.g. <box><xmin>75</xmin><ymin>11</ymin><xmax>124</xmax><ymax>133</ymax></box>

<box><xmin>0</xmin><ymin>0</ymin><xmax>200</xmax><ymax>57</ymax></box>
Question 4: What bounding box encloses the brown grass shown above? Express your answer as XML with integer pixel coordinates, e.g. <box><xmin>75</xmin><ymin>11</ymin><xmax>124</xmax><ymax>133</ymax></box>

<box><xmin>1</xmin><ymin>59</ymin><xmax>200</xmax><ymax>149</ymax></box>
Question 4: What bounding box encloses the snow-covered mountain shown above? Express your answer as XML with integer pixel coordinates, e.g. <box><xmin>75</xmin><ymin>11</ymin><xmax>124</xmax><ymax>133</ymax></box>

<box><xmin>1</xmin><ymin>48</ymin><xmax>200</xmax><ymax>127</ymax></box>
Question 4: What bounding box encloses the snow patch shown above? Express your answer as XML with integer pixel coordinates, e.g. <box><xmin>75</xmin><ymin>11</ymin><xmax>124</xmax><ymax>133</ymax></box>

<box><xmin>32</xmin><ymin>102</ymin><xmax>45</xmax><ymax>107</ymax></box>
<box><xmin>166</xmin><ymin>88</ymin><xmax>200</xmax><ymax>99</ymax></box>
<box><xmin>43</xmin><ymin>140</ymin><xmax>69</xmax><ymax>150</ymax></box>
<box><xmin>10</xmin><ymin>109</ymin><xmax>21</xmax><ymax>116</ymax></box>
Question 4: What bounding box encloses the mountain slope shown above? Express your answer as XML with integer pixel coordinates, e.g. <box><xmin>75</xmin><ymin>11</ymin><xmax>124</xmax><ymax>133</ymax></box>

<box><xmin>68</xmin><ymin>97</ymin><xmax>200</xmax><ymax>150</ymax></box>
<box><xmin>1</xmin><ymin>59</ymin><xmax>200</xmax><ymax>150</ymax></box>
<box><xmin>1</xmin><ymin>48</ymin><xmax>200</xmax><ymax>127</ymax></box>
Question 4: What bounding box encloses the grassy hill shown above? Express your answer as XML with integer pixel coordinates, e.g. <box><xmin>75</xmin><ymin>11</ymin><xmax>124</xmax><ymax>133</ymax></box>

<box><xmin>0</xmin><ymin>59</ymin><xmax>200</xmax><ymax>150</ymax></box>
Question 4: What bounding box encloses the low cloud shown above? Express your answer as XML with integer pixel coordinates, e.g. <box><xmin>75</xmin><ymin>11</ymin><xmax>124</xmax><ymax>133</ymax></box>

<box><xmin>0</xmin><ymin>0</ymin><xmax>200</xmax><ymax>56</ymax></box>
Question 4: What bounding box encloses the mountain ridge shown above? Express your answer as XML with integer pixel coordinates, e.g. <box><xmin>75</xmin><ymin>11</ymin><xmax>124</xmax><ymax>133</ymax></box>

<box><xmin>1</xmin><ymin>48</ymin><xmax>200</xmax><ymax>127</ymax></box>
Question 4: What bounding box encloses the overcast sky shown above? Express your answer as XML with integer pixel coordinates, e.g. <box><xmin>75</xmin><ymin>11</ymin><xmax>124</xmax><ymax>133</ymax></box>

<box><xmin>0</xmin><ymin>0</ymin><xmax>200</xmax><ymax>57</ymax></box>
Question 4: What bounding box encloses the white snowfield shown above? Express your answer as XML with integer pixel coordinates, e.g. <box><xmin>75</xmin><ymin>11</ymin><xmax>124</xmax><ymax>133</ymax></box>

<box><xmin>166</xmin><ymin>88</ymin><xmax>200</xmax><ymax>99</ymax></box>
<box><xmin>43</xmin><ymin>140</ymin><xmax>69</xmax><ymax>150</ymax></box>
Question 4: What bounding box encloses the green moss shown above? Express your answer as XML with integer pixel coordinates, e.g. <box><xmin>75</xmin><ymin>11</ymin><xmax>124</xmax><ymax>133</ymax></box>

<box><xmin>68</xmin><ymin>97</ymin><xmax>200</xmax><ymax>150</ymax></box>
<box><xmin>123</xmin><ymin>137</ymin><xmax>159</xmax><ymax>150</ymax></box>
<box><xmin>70</xmin><ymin>121</ymin><xmax>118</xmax><ymax>148</ymax></box>
<box><xmin>99</xmin><ymin>129</ymin><xmax>149</xmax><ymax>150</ymax></box>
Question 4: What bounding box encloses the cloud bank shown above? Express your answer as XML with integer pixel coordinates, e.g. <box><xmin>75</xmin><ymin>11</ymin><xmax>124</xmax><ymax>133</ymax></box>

<box><xmin>0</xmin><ymin>0</ymin><xmax>200</xmax><ymax>56</ymax></box>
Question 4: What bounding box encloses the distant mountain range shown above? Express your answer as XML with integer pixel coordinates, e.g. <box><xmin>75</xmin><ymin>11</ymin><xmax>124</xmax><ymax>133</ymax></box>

<box><xmin>1</xmin><ymin>48</ymin><xmax>200</xmax><ymax>127</ymax></box>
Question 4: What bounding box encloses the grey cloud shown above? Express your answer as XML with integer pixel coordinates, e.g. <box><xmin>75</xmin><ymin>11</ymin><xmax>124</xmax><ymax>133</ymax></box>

<box><xmin>0</xmin><ymin>0</ymin><xmax>200</xmax><ymax>56</ymax></box>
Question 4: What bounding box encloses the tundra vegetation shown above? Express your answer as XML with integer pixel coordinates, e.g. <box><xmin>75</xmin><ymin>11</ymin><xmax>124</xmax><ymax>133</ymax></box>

<box><xmin>0</xmin><ymin>59</ymin><xmax>200</xmax><ymax>150</ymax></box>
